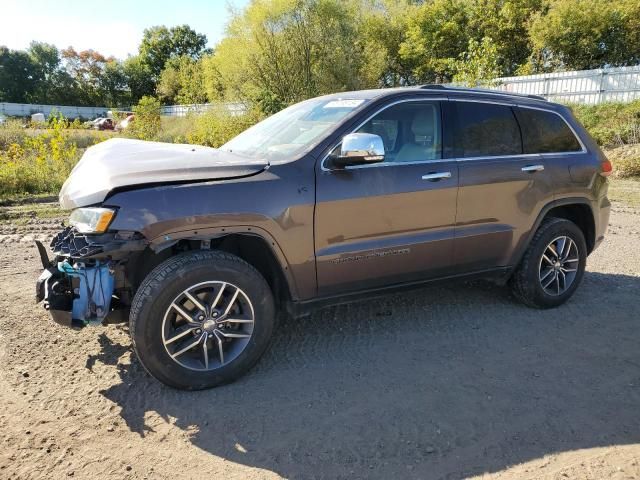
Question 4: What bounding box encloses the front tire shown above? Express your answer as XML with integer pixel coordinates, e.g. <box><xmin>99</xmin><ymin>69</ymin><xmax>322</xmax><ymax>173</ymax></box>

<box><xmin>130</xmin><ymin>250</ymin><xmax>275</xmax><ymax>390</ymax></box>
<box><xmin>510</xmin><ymin>217</ymin><xmax>587</xmax><ymax>309</ymax></box>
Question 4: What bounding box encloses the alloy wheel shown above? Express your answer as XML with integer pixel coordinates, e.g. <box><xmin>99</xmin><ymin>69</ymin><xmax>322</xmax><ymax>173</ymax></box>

<box><xmin>538</xmin><ymin>235</ymin><xmax>580</xmax><ymax>296</ymax></box>
<box><xmin>161</xmin><ymin>281</ymin><xmax>255</xmax><ymax>371</ymax></box>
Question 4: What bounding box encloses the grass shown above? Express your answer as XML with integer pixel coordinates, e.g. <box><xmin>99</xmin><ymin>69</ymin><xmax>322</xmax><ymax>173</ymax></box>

<box><xmin>607</xmin><ymin>177</ymin><xmax>640</xmax><ymax>207</ymax></box>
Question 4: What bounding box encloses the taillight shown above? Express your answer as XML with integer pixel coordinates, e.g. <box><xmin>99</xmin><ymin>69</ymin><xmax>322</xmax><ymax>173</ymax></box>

<box><xmin>600</xmin><ymin>157</ymin><xmax>613</xmax><ymax>177</ymax></box>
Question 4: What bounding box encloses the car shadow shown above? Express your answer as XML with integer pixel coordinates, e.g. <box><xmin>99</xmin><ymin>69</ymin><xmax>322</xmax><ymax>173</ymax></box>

<box><xmin>95</xmin><ymin>271</ymin><xmax>640</xmax><ymax>479</ymax></box>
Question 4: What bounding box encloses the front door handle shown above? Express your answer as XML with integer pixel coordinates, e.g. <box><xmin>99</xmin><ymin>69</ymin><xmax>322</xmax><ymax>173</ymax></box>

<box><xmin>521</xmin><ymin>164</ymin><xmax>544</xmax><ymax>173</ymax></box>
<box><xmin>422</xmin><ymin>171</ymin><xmax>452</xmax><ymax>181</ymax></box>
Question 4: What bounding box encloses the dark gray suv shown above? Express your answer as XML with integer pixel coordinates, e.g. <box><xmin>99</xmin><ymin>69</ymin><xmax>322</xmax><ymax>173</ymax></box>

<box><xmin>35</xmin><ymin>85</ymin><xmax>612</xmax><ymax>389</ymax></box>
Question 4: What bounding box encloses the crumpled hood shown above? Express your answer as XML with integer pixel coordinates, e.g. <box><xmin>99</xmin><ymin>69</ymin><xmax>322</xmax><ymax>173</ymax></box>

<box><xmin>59</xmin><ymin>138</ymin><xmax>268</xmax><ymax>209</ymax></box>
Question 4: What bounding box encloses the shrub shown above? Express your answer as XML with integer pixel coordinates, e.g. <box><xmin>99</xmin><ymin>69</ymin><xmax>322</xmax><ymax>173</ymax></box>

<box><xmin>186</xmin><ymin>107</ymin><xmax>264</xmax><ymax>148</ymax></box>
<box><xmin>571</xmin><ymin>100</ymin><xmax>640</xmax><ymax>147</ymax></box>
<box><xmin>128</xmin><ymin>96</ymin><xmax>162</xmax><ymax>141</ymax></box>
<box><xmin>604</xmin><ymin>144</ymin><xmax>640</xmax><ymax>178</ymax></box>
<box><xmin>0</xmin><ymin>117</ymin><xmax>86</xmax><ymax>197</ymax></box>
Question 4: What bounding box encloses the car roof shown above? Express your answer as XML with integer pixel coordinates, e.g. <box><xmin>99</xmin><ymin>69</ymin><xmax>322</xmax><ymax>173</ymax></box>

<box><xmin>320</xmin><ymin>85</ymin><xmax>550</xmax><ymax>107</ymax></box>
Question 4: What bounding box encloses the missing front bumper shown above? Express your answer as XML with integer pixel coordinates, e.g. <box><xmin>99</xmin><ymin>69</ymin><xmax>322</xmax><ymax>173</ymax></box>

<box><xmin>36</xmin><ymin>249</ymin><xmax>116</xmax><ymax>329</ymax></box>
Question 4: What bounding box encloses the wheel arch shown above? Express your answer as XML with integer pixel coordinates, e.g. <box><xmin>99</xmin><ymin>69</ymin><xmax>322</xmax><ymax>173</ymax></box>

<box><xmin>510</xmin><ymin>198</ymin><xmax>596</xmax><ymax>273</ymax></box>
<box><xmin>130</xmin><ymin>226</ymin><xmax>298</xmax><ymax>306</ymax></box>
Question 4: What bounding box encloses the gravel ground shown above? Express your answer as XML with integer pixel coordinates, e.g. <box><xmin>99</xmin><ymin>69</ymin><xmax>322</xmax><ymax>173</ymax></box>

<box><xmin>0</xmin><ymin>202</ymin><xmax>639</xmax><ymax>480</ymax></box>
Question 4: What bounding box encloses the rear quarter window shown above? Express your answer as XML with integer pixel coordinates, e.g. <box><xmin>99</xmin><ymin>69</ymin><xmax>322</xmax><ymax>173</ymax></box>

<box><xmin>517</xmin><ymin>108</ymin><xmax>583</xmax><ymax>154</ymax></box>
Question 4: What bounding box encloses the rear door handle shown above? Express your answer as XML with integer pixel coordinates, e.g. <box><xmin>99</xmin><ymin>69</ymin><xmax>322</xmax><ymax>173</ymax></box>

<box><xmin>521</xmin><ymin>164</ymin><xmax>544</xmax><ymax>173</ymax></box>
<box><xmin>422</xmin><ymin>171</ymin><xmax>452</xmax><ymax>181</ymax></box>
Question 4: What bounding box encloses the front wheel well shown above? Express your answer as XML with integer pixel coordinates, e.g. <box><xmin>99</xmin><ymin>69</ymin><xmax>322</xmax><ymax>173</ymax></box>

<box><xmin>127</xmin><ymin>234</ymin><xmax>292</xmax><ymax>308</ymax></box>
<box><xmin>544</xmin><ymin>203</ymin><xmax>595</xmax><ymax>253</ymax></box>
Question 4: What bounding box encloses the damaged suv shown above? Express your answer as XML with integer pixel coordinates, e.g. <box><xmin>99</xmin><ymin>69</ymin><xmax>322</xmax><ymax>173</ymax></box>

<box><xmin>36</xmin><ymin>86</ymin><xmax>611</xmax><ymax>389</ymax></box>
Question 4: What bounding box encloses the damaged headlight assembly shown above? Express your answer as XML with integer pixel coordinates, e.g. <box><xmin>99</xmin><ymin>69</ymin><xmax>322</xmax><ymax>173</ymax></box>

<box><xmin>69</xmin><ymin>207</ymin><xmax>116</xmax><ymax>233</ymax></box>
<box><xmin>36</xmin><ymin>207</ymin><xmax>145</xmax><ymax>329</ymax></box>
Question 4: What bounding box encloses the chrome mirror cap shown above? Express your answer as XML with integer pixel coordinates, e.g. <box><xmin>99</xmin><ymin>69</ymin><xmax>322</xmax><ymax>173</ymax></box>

<box><xmin>341</xmin><ymin>133</ymin><xmax>385</xmax><ymax>162</ymax></box>
<box><xmin>329</xmin><ymin>133</ymin><xmax>385</xmax><ymax>169</ymax></box>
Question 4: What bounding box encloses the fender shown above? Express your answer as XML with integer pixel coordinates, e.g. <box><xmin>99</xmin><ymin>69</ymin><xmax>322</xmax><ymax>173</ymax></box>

<box><xmin>509</xmin><ymin>197</ymin><xmax>595</xmax><ymax>272</ymax></box>
<box><xmin>148</xmin><ymin>224</ymin><xmax>300</xmax><ymax>300</ymax></box>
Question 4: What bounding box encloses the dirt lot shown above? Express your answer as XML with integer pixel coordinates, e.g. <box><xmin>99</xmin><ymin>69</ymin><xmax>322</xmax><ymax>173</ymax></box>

<box><xmin>1</xmin><ymin>194</ymin><xmax>639</xmax><ymax>479</ymax></box>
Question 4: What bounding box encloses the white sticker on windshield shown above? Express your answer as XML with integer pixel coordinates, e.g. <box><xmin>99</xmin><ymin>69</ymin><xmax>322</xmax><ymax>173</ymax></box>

<box><xmin>323</xmin><ymin>99</ymin><xmax>364</xmax><ymax>109</ymax></box>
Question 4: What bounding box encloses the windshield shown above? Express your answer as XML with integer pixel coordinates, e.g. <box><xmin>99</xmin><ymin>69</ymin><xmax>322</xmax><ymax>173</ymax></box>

<box><xmin>220</xmin><ymin>97</ymin><xmax>369</xmax><ymax>161</ymax></box>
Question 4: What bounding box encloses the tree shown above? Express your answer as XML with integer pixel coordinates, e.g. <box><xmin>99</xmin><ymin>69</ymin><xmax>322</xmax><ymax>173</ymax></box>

<box><xmin>61</xmin><ymin>47</ymin><xmax>112</xmax><ymax>105</ymax></box>
<box><xmin>399</xmin><ymin>0</ymin><xmax>471</xmax><ymax>83</ymax></box>
<box><xmin>205</xmin><ymin>0</ymin><xmax>371</xmax><ymax>113</ymax></box>
<box><xmin>0</xmin><ymin>47</ymin><xmax>38</xmax><ymax>102</ymax></box>
<box><xmin>27</xmin><ymin>42</ymin><xmax>61</xmax><ymax>103</ymax></box>
<box><xmin>467</xmin><ymin>0</ymin><xmax>545</xmax><ymax>75</ymax></box>
<box><xmin>123</xmin><ymin>56</ymin><xmax>155</xmax><ymax>104</ymax></box>
<box><xmin>358</xmin><ymin>0</ymin><xmax>420</xmax><ymax>87</ymax></box>
<box><xmin>528</xmin><ymin>0</ymin><xmax>640</xmax><ymax>71</ymax></box>
<box><xmin>101</xmin><ymin>59</ymin><xmax>129</xmax><ymax>107</ymax></box>
<box><xmin>452</xmin><ymin>36</ymin><xmax>502</xmax><ymax>86</ymax></box>
<box><xmin>157</xmin><ymin>56</ymin><xmax>207</xmax><ymax>105</ymax></box>
<box><xmin>139</xmin><ymin>25</ymin><xmax>208</xmax><ymax>79</ymax></box>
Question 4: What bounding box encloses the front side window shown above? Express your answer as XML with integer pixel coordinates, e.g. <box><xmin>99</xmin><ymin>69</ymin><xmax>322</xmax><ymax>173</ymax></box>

<box><xmin>517</xmin><ymin>108</ymin><xmax>583</xmax><ymax>154</ymax></box>
<box><xmin>221</xmin><ymin>97</ymin><xmax>370</xmax><ymax>161</ymax></box>
<box><xmin>455</xmin><ymin>102</ymin><xmax>522</xmax><ymax>158</ymax></box>
<box><xmin>355</xmin><ymin>101</ymin><xmax>442</xmax><ymax>163</ymax></box>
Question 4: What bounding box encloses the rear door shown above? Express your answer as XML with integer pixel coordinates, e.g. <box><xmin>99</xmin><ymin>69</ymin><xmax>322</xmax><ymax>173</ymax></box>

<box><xmin>314</xmin><ymin>98</ymin><xmax>459</xmax><ymax>296</ymax></box>
<box><xmin>452</xmin><ymin>99</ymin><xmax>554</xmax><ymax>272</ymax></box>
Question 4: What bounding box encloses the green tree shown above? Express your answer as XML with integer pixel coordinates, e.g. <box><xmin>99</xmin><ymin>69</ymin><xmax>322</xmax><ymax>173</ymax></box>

<box><xmin>123</xmin><ymin>56</ymin><xmax>155</xmax><ymax>104</ymax></box>
<box><xmin>101</xmin><ymin>59</ymin><xmax>129</xmax><ymax>107</ymax></box>
<box><xmin>0</xmin><ymin>47</ymin><xmax>38</xmax><ymax>102</ymax></box>
<box><xmin>452</xmin><ymin>36</ymin><xmax>502</xmax><ymax>86</ymax></box>
<box><xmin>358</xmin><ymin>0</ymin><xmax>419</xmax><ymax>87</ymax></box>
<box><xmin>467</xmin><ymin>0</ymin><xmax>545</xmax><ymax>75</ymax></box>
<box><xmin>27</xmin><ymin>42</ymin><xmax>61</xmax><ymax>103</ymax></box>
<box><xmin>205</xmin><ymin>0</ymin><xmax>370</xmax><ymax>113</ymax></box>
<box><xmin>157</xmin><ymin>56</ymin><xmax>207</xmax><ymax>105</ymax></box>
<box><xmin>399</xmin><ymin>0</ymin><xmax>471</xmax><ymax>83</ymax></box>
<box><xmin>528</xmin><ymin>0</ymin><xmax>640</xmax><ymax>71</ymax></box>
<box><xmin>139</xmin><ymin>25</ymin><xmax>208</xmax><ymax>79</ymax></box>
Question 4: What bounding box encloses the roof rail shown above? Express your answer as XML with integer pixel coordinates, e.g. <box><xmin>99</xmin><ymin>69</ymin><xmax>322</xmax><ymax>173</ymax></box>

<box><xmin>417</xmin><ymin>84</ymin><xmax>547</xmax><ymax>101</ymax></box>
<box><xmin>417</xmin><ymin>84</ymin><xmax>448</xmax><ymax>90</ymax></box>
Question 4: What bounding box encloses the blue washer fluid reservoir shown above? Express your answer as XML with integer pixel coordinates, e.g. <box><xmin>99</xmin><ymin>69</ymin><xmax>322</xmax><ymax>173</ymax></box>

<box><xmin>58</xmin><ymin>260</ymin><xmax>115</xmax><ymax>326</ymax></box>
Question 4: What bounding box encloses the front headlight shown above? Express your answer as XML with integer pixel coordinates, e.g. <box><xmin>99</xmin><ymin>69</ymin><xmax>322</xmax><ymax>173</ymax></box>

<box><xmin>69</xmin><ymin>207</ymin><xmax>116</xmax><ymax>233</ymax></box>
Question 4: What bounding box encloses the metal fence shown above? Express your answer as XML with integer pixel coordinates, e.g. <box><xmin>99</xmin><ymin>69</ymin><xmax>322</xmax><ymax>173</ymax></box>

<box><xmin>0</xmin><ymin>101</ymin><xmax>246</xmax><ymax>119</ymax></box>
<box><xmin>160</xmin><ymin>102</ymin><xmax>246</xmax><ymax>117</ymax></box>
<box><xmin>495</xmin><ymin>65</ymin><xmax>640</xmax><ymax>104</ymax></box>
<box><xmin>0</xmin><ymin>102</ymin><xmax>111</xmax><ymax>119</ymax></box>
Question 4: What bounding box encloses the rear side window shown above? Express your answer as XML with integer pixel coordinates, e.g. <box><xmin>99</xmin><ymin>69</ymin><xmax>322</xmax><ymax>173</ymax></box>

<box><xmin>454</xmin><ymin>102</ymin><xmax>522</xmax><ymax>158</ymax></box>
<box><xmin>517</xmin><ymin>108</ymin><xmax>582</xmax><ymax>153</ymax></box>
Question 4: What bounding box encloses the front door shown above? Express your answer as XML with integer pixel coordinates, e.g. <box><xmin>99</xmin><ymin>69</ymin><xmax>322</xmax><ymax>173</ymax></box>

<box><xmin>314</xmin><ymin>99</ymin><xmax>459</xmax><ymax>296</ymax></box>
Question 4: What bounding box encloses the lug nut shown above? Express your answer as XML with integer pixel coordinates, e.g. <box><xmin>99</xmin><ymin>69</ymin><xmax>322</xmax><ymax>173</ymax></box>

<box><xmin>195</xmin><ymin>328</ymin><xmax>202</xmax><ymax>334</ymax></box>
<box><xmin>198</xmin><ymin>315</ymin><xmax>205</xmax><ymax>321</ymax></box>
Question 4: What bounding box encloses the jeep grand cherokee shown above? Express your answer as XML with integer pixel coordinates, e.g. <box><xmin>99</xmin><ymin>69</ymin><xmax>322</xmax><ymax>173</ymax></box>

<box><xmin>35</xmin><ymin>85</ymin><xmax>611</xmax><ymax>389</ymax></box>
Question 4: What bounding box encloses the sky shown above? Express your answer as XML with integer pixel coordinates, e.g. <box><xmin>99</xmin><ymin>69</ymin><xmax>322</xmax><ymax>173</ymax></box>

<box><xmin>1</xmin><ymin>0</ymin><xmax>250</xmax><ymax>59</ymax></box>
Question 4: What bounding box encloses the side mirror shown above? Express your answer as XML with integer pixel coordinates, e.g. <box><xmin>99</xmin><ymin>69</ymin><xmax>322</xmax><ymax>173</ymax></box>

<box><xmin>329</xmin><ymin>133</ymin><xmax>385</xmax><ymax>169</ymax></box>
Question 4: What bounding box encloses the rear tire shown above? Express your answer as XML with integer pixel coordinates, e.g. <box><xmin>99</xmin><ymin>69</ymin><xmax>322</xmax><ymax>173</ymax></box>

<box><xmin>510</xmin><ymin>217</ymin><xmax>587</xmax><ymax>309</ymax></box>
<box><xmin>130</xmin><ymin>250</ymin><xmax>275</xmax><ymax>390</ymax></box>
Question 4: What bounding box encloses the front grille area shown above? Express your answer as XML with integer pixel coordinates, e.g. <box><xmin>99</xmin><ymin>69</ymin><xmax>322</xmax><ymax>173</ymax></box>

<box><xmin>50</xmin><ymin>227</ymin><xmax>105</xmax><ymax>257</ymax></box>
